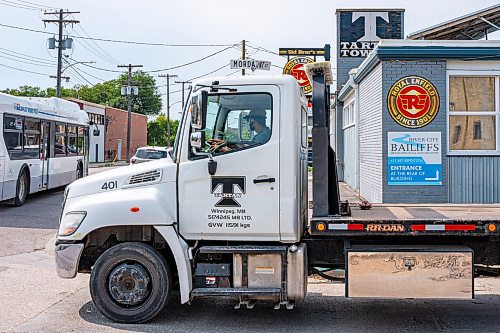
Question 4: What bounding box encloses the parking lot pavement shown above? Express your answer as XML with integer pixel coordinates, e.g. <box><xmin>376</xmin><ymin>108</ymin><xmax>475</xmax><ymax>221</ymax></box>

<box><xmin>2</xmin><ymin>254</ymin><xmax>499</xmax><ymax>333</ymax></box>
<box><xmin>0</xmin><ymin>167</ymin><xmax>499</xmax><ymax>332</ymax></box>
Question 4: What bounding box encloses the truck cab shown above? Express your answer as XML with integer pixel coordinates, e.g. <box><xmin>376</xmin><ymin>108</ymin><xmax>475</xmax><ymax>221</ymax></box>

<box><xmin>55</xmin><ymin>75</ymin><xmax>310</xmax><ymax>322</ymax></box>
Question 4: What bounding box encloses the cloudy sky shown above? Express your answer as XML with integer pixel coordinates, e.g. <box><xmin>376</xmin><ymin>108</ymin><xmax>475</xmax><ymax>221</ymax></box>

<box><xmin>0</xmin><ymin>0</ymin><xmax>499</xmax><ymax>118</ymax></box>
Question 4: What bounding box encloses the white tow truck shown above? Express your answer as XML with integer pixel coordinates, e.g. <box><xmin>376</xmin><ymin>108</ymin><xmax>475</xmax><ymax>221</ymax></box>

<box><xmin>55</xmin><ymin>63</ymin><xmax>500</xmax><ymax>323</ymax></box>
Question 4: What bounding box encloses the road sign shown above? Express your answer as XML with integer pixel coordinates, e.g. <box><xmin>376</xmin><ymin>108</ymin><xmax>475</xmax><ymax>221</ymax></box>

<box><xmin>230</xmin><ymin>59</ymin><xmax>271</xmax><ymax>71</ymax></box>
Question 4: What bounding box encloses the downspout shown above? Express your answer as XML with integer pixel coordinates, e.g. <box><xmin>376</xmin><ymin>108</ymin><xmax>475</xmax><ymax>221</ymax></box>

<box><xmin>347</xmin><ymin>69</ymin><xmax>360</xmax><ymax>191</ymax></box>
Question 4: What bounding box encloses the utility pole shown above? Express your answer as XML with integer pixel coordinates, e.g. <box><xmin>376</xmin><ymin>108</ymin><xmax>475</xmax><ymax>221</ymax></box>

<box><xmin>175</xmin><ymin>80</ymin><xmax>192</xmax><ymax>111</ymax></box>
<box><xmin>43</xmin><ymin>10</ymin><xmax>80</xmax><ymax>97</ymax></box>
<box><xmin>159</xmin><ymin>74</ymin><xmax>177</xmax><ymax>147</ymax></box>
<box><xmin>241</xmin><ymin>40</ymin><xmax>246</xmax><ymax>76</ymax></box>
<box><xmin>118</xmin><ymin>64</ymin><xmax>143</xmax><ymax>163</ymax></box>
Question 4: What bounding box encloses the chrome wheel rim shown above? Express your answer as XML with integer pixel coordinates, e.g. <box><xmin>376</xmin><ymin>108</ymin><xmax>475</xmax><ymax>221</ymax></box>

<box><xmin>108</xmin><ymin>262</ymin><xmax>151</xmax><ymax>306</ymax></box>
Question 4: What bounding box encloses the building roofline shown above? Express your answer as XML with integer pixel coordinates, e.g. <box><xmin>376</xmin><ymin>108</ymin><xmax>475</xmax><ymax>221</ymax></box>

<box><xmin>342</xmin><ymin>39</ymin><xmax>500</xmax><ymax>89</ymax></box>
<box><xmin>105</xmin><ymin>105</ymin><xmax>148</xmax><ymax>117</ymax></box>
<box><xmin>335</xmin><ymin>8</ymin><xmax>405</xmax><ymax>13</ymax></box>
<box><xmin>407</xmin><ymin>4</ymin><xmax>500</xmax><ymax>40</ymax></box>
<box><xmin>65</xmin><ymin>97</ymin><xmax>106</xmax><ymax>109</ymax></box>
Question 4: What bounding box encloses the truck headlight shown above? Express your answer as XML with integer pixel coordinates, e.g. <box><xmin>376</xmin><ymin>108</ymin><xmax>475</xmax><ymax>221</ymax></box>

<box><xmin>59</xmin><ymin>212</ymin><xmax>86</xmax><ymax>236</ymax></box>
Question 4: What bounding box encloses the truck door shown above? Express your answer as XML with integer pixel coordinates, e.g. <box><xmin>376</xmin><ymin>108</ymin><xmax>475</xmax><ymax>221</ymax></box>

<box><xmin>178</xmin><ymin>86</ymin><xmax>280</xmax><ymax>241</ymax></box>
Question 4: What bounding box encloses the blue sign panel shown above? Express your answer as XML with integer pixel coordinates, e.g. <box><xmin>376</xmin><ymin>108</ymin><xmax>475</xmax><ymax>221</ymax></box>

<box><xmin>388</xmin><ymin>132</ymin><xmax>442</xmax><ymax>186</ymax></box>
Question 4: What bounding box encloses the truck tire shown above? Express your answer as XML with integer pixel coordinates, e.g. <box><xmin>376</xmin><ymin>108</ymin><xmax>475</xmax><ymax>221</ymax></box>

<box><xmin>90</xmin><ymin>242</ymin><xmax>172</xmax><ymax>323</ymax></box>
<box><xmin>13</xmin><ymin>169</ymin><xmax>29</xmax><ymax>207</ymax></box>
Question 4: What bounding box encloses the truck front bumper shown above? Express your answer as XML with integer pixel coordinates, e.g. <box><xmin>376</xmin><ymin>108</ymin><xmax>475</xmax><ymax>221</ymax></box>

<box><xmin>55</xmin><ymin>243</ymin><xmax>84</xmax><ymax>278</ymax></box>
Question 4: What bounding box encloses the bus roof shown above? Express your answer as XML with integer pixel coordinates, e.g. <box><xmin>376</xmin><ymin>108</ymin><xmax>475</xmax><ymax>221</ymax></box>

<box><xmin>0</xmin><ymin>92</ymin><xmax>89</xmax><ymax>125</ymax></box>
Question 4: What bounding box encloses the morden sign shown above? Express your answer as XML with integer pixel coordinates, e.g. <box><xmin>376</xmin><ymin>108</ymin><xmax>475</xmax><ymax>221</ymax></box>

<box><xmin>230</xmin><ymin>59</ymin><xmax>271</xmax><ymax>71</ymax></box>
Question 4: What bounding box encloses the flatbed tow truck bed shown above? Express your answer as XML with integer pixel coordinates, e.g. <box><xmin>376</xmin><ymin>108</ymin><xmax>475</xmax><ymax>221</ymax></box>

<box><xmin>309</xmin><ymin>204</ymin><xmax>500</xmax><ymax>237</ymax></box>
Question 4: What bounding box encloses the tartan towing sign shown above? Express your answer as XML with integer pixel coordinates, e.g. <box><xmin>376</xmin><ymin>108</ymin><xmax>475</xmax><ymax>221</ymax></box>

<box><xmin>388</xmin><ymin>132</ymin><xmax>442</xmax><ymax>186</ymax></box>
<box><xmin>230</xmin><ymin>59</ymin><xmax>271</xmax><ymax>71</ymax></box>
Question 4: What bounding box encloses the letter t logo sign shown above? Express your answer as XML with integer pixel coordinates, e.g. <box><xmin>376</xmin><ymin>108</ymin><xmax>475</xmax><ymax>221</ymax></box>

<box><xmin>352</xmin><ymin>12</ymin><xmax>389</xmax><ymax>42</ymax></box>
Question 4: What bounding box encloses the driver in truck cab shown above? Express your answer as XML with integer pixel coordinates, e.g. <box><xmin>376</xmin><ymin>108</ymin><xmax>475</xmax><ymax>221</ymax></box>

<box><xmin>208</xmin><ymin>108</ymin><xmax>270</xmax><ymax>151</ymax></box>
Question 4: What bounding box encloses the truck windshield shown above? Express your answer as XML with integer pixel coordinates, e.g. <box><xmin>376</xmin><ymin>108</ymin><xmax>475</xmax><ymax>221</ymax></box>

<box><xmin>136</xmin><ymin>149</ymin><xmax>168</xmax><ymax>159</ymax></box>
<box><xmin>197</xmin><ymin>92</ymin><xmax>272</xmax><ymax>154</ymax></box>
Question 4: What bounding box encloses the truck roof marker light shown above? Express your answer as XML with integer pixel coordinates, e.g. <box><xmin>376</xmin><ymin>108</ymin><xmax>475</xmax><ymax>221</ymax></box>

<box><xmin>130</xmin><ymin>207</ymin><xmax>140</xmax><ymax>213</ymax></box>
<box><xmin>316</xmin><ymin>223</ymin><xmax>326</xmax><ymax>231</ymax></box>
<box><xmin>487</xmin><ymin>223</ymin><xmax>497</xmax><ymax>232</ymax></box>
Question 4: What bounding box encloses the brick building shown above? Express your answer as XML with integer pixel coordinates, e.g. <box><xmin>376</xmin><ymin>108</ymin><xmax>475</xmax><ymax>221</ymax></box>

<box><xmin>334</xmin><ymin>7</ymin><xmax>500</xmax><ymax>204</ymax></box>
<box><xmin>105</xmin><ymin>106</ymin><xmax>147</xmax><ymax>161</ymax></box>
<box><xmin>67</xmin><ymin>98</ymin><xmax>147</xmax><ymax>162</ymax></box>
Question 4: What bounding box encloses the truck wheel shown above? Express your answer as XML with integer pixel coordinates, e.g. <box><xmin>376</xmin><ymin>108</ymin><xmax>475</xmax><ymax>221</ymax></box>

<box><xmin>90</xmin><ymin>242</ymin><xmax>172</xmax><ymax>323</ymax></box>
<box><xmin>13</xmin><ymin>169</ymin><xmax>29</xmax><ymax>207</ymax></box>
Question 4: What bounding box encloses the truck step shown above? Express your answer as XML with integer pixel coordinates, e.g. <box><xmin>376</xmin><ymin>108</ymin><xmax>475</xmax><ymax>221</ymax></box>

<box><xmin>191</xmin><ymin>287</ymin><xmax>281</xmax><ymax>297</ymax></box>
<box><xmin>198</xmin><ymin>245</ymin><xmax>287</xmax><ymax>254</ymax></box>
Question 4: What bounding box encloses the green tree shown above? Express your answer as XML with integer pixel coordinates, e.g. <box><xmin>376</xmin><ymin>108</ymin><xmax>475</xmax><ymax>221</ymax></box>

<box><xmin>147</xmin><ymin>114</ymin><xmax>179</xmax><ymax>146</ymax></box>
<box><xmin>1</xmin><ymin>71</ymin><xmax>162</xmax><ymax>116</ymax></box>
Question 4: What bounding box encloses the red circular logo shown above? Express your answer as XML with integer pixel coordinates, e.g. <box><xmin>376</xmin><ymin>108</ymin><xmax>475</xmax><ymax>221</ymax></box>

<box><xmin>396</xmin><ymin>86</ymin><xmax>430</xmax><ymax>119</ymax></box>
<box><xmin>387</xmin><ymin>76</ymin><xmax>440</xmax><ymax>128</ymax></box>
<box><xmin>283</xmin><ymin>57</ymin><xmax>315</xmax><ymax>94</ymax></box>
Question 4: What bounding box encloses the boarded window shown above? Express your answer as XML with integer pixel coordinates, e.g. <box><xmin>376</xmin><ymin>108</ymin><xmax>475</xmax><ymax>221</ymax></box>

<box><xmin>449</xmin><ymin>77</ymin><xmax>495</xmax><ymax>112</ymax></box>
<box><xmin>449</xmin><ymin>115</ymin><xmax>496</xmax><ymax>150</ymax></box>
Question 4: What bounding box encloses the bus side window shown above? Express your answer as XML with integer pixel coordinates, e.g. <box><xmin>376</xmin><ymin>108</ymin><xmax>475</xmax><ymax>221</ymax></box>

<box><xmin>55</xmin><ymin>123</ymin><xmax>67</xmax><ymax>157</ymax></box>
<box><xmin>67</xmin><ymin>125</ymin><xmax>78</xmax><ymax>156</ymax></box>
<box><xmin>3</xmin><ymin>114</ymin><xmax>23</xmax><ymax>159</ymax></box>
<box><xmin>24</xmin><ymin>118</ymin><xmax>40</xmax><ymax>159</ymax></box>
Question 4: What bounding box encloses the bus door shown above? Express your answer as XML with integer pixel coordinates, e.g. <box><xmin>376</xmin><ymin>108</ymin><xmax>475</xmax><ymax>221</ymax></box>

<box><xmin>40</xmin><ymin>121</ymin><xmax>50</xmax><ymax>189</ymax></box>
<box><xmin>0</xmin><ymin>155</ymin><xmax>4</xmax><ymax>199</ymax></box>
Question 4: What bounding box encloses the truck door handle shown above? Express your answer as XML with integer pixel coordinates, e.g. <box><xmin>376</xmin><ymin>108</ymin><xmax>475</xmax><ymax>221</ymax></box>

<box><xmin>253</xmin><ymin>177</ymin><xmax>275</xmax><ymax>184</ymax></box>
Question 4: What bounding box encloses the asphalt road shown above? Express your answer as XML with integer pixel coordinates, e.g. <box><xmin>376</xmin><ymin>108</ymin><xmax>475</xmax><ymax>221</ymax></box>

<box><xmin>0</xmin><ymin>170</ymin><xmax>499</xmax><ymax>332</ymax></box>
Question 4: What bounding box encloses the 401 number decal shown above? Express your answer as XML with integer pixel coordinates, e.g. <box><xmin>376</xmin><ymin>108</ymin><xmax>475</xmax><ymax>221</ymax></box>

<box><xmin>101</xmin><ymin>181</ymin><xmax>117</xmax><ymax>190</ymax></box>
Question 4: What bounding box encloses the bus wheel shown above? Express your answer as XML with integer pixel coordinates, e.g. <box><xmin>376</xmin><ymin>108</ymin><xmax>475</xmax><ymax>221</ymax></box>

<box><xmin>76</xmin><ymin>164</ymin><xmax>83</xmax><ymax>179</ymax></box>
<box><xmin>90</xmin><ymin>242</ymin><xmax>172</xmax><ymax>323</ymax></box>
<box><xmin>13</xmin><ymin>169</ymin><xmax>29</xmax><ymax>207</ymax></box>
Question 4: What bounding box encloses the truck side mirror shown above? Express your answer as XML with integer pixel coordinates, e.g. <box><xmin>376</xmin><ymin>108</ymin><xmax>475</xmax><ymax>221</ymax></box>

<box><xmin>190</xmin><ymin>90</ymin><xmax>208</xmax><ymax>130</ymax></box>
<box><xmin>190</xmin><ymin>131</ymin><xmax>205</xmax><ymax>149</ymax></box>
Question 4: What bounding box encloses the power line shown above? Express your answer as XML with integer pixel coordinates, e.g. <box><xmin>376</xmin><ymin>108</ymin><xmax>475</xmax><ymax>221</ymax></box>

<box><xmin>0</xmin><ymin>48</ymin><xmax>56</xmax><ymax>65</ymax></box>
<box><xmin>72</xmin><ymin>22</ymin><xmax>121</xmax><ymax>65</ymax></box>
<box><xmin>146</xmin><ymin>45</ymin><xmax>236</xmax><ymax>73</ymax></box>
<box><xmin>15</xmin><ymin>0</ymin><xmax>56</xmax><ymax>9</ymax></box>
<box><xmin>78</xmin><ymin>62</ymin><xmax>121</xmax><ymax>73</ymax></box>
<box><xmin>0</xmin><ymin>22</ymin><xmax>236</xmax><ymax>47</ymax></box>
<box><xmin>188</xmin><ymin>63</ymin><xmax>228</xmax><ymax>81</ymax></box>
<box><xmin>0</xmin><ymin>62</ymin><xmax>50</xmax><ymax>76</ymax></box>
<box><xmin>0</xmin><ymin>53</ymin><xmax>54</xmax><ymax>67</ymax></box>
<box><xmin>0</xmin><ymin>0</ymin><xmax>41</xmax><ymax>11</ymax></box>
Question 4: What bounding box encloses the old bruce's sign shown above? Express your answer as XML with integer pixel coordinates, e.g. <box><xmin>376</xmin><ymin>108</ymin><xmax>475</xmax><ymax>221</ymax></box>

<box><xmin>338</xmin><ymin>10</ymin><xmax>403</xmax><ymax>57</ymax></box>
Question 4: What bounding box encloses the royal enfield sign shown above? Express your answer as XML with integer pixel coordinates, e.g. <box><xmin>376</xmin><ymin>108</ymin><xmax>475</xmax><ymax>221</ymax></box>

<box><xmin>230</xmin><ymin>59</ymin><xmax>271</xmax><ymax>71</ymax></box>
<box><xmin>388</xmin><ymin>132</ymin><xmax>442</xmax><ymax>186</ymax></box>
<box><xmin>387</xmin><ymin>76</ymin><xmax>440</xmax><ymax>129</ymax></box>
<box><xmin>338</xmin><ymin>10</ymin><xmax>403</xmax><ymax>57</ymax></box>
<box><xmin>283</xmin><ymin>56</ymin><xmax>315</xmax><ymax>94</ymax></box>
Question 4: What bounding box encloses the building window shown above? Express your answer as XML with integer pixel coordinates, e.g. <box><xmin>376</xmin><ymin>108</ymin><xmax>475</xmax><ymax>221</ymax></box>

<box><xmin>473</xmin><ymin>121</ymin><xmax>482</xmax><ymax>140</ymax></box>
<box><xmin>448</xmin><ymin>76</ymin><xmax>499</xmax><ymax>152</ymax></box>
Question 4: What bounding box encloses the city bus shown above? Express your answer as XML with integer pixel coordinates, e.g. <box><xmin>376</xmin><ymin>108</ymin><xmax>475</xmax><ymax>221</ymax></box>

<box><xmin>0</xmin><ymin>92</ymin><xmax>90</xmax><ymax>206</ymax></box>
